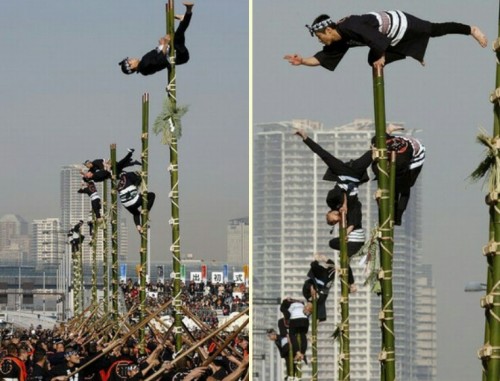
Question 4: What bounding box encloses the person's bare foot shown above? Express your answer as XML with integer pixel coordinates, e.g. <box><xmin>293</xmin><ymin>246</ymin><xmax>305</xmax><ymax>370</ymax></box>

<box><xmin>471</xmin><ymin>26</ymin><xmax>487</xmax><ymax>48</ymax></box>
<box><xmin>183</xmin><ymin>2</ymin><xmax>194</xmax><ymax>13</ymax></box>
<box><xmin>386</xmin><ymin>123</ymin><xmax>404</xmax><ymax>134</ymax></box>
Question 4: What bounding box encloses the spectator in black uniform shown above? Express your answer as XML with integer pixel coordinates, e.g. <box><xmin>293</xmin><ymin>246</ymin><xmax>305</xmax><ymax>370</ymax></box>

<box><xmin>49</xmin><ymin>349</ymin><xmax>81</xmax><ymax>381</ymax></box>
<box><xmin>119</xmin><ymin>2</ymin><xmax>193</xmax><ymax>76</ymax></box>
<box><xmin>29</xmin><ymin>348</ymin><xmax>50</xmax><ymax>381</ymax></box>
<box><xmin>117</xmin><ymin>171</ymin><xmax>155</xmax><ymax>233</ymax></box>
<box><xmin>285</xmin><ymin>11</ymin><xmax>487</xmax><ymax>72</ymax></box>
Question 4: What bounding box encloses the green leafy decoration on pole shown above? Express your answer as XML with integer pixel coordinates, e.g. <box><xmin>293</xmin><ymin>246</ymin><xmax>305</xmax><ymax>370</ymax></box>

<box><xmin>153</xmin><ymin>97</ymin><xmax>188</xmax><ymax>145</ymax></box>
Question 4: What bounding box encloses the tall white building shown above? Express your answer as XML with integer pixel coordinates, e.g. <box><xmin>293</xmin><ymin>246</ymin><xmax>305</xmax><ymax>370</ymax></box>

<box><xmin>227</xmin><ymin>217</ymin><xmax>249</xmax><ymax>264</ymax></box>
<box><xmin>0</xmin><ymin>214</ymin><xmax>30</xmax><ymax>264</ymax></box>
<box><xmin>253</xmin><ymin>119</ymin><xmax>436</xmax><ymax>381</ymax></box>
<box><xmin>31</xmin><ymin>218</ymin><xmax>66</xmax><ymax>268</ymax></box>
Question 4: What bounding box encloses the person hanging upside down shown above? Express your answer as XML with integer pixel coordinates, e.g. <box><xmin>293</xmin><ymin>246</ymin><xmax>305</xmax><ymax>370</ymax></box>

<box><xmin>78</xmin><ymin>181</ymin><xmax>102</xmax><ymax>220</ymax></box>
<box><xmin>294</xmin><ymin>130</ymin><xmax>372</xmax><ymax>212</ymax></box>
<box><xmin>119</xmin><ymin>2</ymin><xmax>193</xmax><ymax>76</ymax></box>
<box><xmin>371</xmin><ymin>124</ymin><xmax>425</xmax><ymax>226</ymax></box>
<box><xmin>284</xmin><ymin>11</ymin><xmax>487</xmax><ymax>72</ymax></box>
<box><xmin>117</xmin><ymin>171</ymin><xmax>155</xmax><ymax>233</ymax></box>
<box><xmin>302</xmin><ymin>254</ymin><xmax>336</xmax><ymax>322</ymax></box>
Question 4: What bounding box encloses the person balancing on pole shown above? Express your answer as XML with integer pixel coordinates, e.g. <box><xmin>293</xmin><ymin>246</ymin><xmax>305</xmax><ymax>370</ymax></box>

<box><xmin>119</xmin><ymin>2</ymin><xmax>194</xmax><ymax>76</ymax></box>
<box><xmin>284</xmin><ymin>10</ymin><xmax>487</xmax><ymax>72</ymax></box>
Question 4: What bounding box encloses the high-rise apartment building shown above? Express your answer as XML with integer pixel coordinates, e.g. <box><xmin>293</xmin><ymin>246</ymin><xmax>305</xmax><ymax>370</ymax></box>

<box><xmin>0</xmin><ymin>214</ymin><xmax>30</xmax><ymax>264</ymax></box>
<box><xmin>253</xmin><ymin>119</ymin><xmax>436</xmax><ymax>381</ymax></box>
<box><xmin>31</xmin><ymin>218</ymin><xmax>66</xmax><ymax>268</ymax></box>
<box><xmin>227</xmin><ymin>217</ymin><xmax>249</xmax><ymax>264</ymax></box>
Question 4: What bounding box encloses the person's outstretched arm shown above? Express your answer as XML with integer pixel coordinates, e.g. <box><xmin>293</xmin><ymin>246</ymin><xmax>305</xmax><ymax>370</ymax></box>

<box><xmin>284</xmin><ymin>54</ymin><xmax>320</xmax><ymax>67</ymax></box>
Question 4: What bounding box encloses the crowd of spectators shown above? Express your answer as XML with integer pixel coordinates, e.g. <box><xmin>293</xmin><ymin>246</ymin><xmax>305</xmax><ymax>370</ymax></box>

<box><xmin>0</xmin><ymin>279</ymin><xmax>249</xmax><ymax>380</ymax></box>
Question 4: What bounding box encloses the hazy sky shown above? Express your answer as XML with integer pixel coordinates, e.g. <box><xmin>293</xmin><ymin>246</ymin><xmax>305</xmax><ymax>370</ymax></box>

<box><xmin>0</xmin><ymin>1</ymin><xmax>249</xmax><ymax>263</ymax></box>
<box><xmin>253</xmin><ymin>1</ymin><xmax>496</xmax><ymax>380</ymax></box>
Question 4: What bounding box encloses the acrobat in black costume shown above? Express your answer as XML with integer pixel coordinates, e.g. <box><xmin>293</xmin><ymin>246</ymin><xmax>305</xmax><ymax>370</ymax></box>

<box><xmin>295</xmin><ymin>130</ymin><xmax>372</xmax><ymax>211</ymax></box>
<box><xmin>68</xmin><ymin>220</ymin><xmax>85</xmax><ymax>253</ymax></box>
<box><xmin>119</xmin><ymin>3</ymin><xmax>193</xmax><ymax>76</ymax></box>
<box><xmin>82</xmin><ymin>150</ymin><xmax>140</xmax><ymax>183</ymax></box>
<box><xmin>284</xmin><ymin>11</ymin><xmax>487</xmax><ymax>71</ymax></box>
<box><xmin>302</xmin><ymin>259</ymin><xmax>335</xmax><ymax>322</ymax></box>
<box><xmin>280</xmin><ymin>298</ymin><xmax>309</xmax><ymax>362</ymax></box>
<box><xmin>327</xmin><ymin>198</ymin><xmax>365</xmax><ymax>290</ymax></box>
<box><xmin>371</xmin><ymin>131</ymin><xmax>425</xmax><ymax>225</ymax></box>
<box><xmin>117</xmin><ymin>171</ymin><xmax>156</xmax><ymax>232</ymax></box>
<box><xmin>78</xmin><ymin>181</ymin><xmax>101</xmax><ymax>219</ymax></box>
<box><xmin>267</xmin><ymin>318</ymin><xmax>291</xmax><ymax>374</ymax></box>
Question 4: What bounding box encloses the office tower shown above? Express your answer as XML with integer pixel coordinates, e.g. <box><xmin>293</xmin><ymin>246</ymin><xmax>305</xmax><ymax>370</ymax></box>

<box><xmin>415</xmin><ymin>264</ymin><xmax>438</xmax><ymax>380</ymax></box>
<box><xmin>32</xmin><ymin>218</ymin><xmax>65</xmax><ymax>268</ymax></box>
<box><xmin>0</xmin><ymin>214</ymin><xmax>30</xmax><ymax>264</ymax></box>
<box><xmin>253</xmin><ymin>119</ymin><xmax>436</xmax><ymax>381</ymax></box>
<box><xmin>227</xmin><ymin>217</ymin><xmax>249</xmax><ymax>264</ymax></box>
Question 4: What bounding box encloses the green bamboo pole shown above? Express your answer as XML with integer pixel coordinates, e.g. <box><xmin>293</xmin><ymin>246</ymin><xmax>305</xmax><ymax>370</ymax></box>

<box><xmin>166</xmin><ymin>0</ymin><xmax>183</xmax><ymax>352</ymax></box>
<box><xmin>72</xmin><ymin>249</ymin><xmax>80</xmax><ymax>315</ymax></box>
<box><xmin>102</xmin><ymin>180</ymin><xmax>109</xmax><ymax>314</ymax></box>
<box><xmin>295</xmin><ymin>335</ymin><xmax>302</xmax><ymax>380</ymax></box>
<box><xmin>485</xmin><ymin>8</ymin><xmax>500</xmax><ymax>380</ymax></box>
<box><xmin>110</xmin><ymin>144</ymin><xmax>119</xmax><ymax>322</ymax></box>
<box><xmin>287</xmin><ymin>341</ymin><xmax>294</xmax><ymax>379</ymax></box>
<box><xmin>311</xmin><ymin>292</ymin><xmax>318</xmax><ymax>380</ymax></box>
<box><xmin>91</xmin><ymin>214</ymin><xmax>98</xmax><ymax>306</ymax></box>
<box><xmin>338</xmin><ymin>211</ymin><xmax>350</xmax><ymax>381</ymax></box>
<box><xmin>138</xmin><ymin>92</ymin><xmax>150</xmax><ymax>354</ymax></box>
<box><xmin>372</xmin><ymin>66</ymin><xmax>396</xmax><ymax>381</ymax></box>
<box><xmin>78</xmin><ymin>234</ymin><xmax>84</xmax><ymax>310</ymax></box>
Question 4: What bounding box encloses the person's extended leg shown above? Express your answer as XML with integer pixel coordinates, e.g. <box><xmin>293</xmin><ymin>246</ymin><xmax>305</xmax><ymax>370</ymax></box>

<box><xmin>174</xmin><ymin>3</ymin><xmax>193</xmax><ymax>65</ymax></box>
<box><xmin>430</xmin><ymin>22</ymin><xmax>487</xmax><ymax>47</ymax></box>
<box><xmin>116</xmin><ymin>150</ymin><xmax>140</xmax><ymax>173</ymax></box>
<box><xmin>91</xmin><ymin>199</ymin><xmax>102</xmax><ymax>219</ymax></box>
